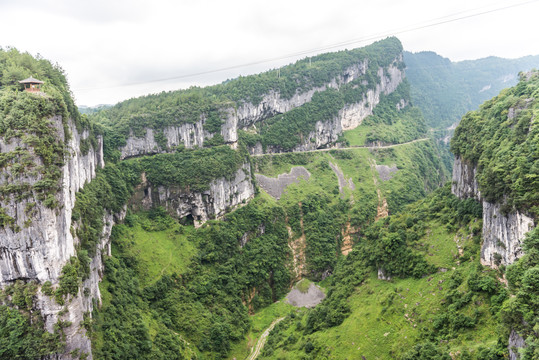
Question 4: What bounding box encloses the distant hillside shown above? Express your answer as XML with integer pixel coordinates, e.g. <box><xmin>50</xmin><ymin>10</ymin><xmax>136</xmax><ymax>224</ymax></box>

<box><xmin>78</xmin><ymin>104</ymin><xmax>112</xmax><ymax>114</ymax></box>
<box><xmin>404</xmin><ymin>51</ymin><xmax>539</xmax><ymax>128</ymax></box>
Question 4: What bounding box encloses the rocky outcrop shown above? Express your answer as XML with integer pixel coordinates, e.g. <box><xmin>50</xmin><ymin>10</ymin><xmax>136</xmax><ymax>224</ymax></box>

<box><xmin>0</xmin><ymin>119</ymin><xmax>103</xmax><ymax>284</ymax></box>
<box><xmin>119</xmin><ymin>58</ymin><xmax>405</xmax><ymax>157</ymax></box>
<box><xmin>120</xmin><ymin>120</ymin><xmax>212</xmax><ymax>159</ymax></box>
<box><xmin>0</xmin><ymin>116</ymin><xmax>111</xmax><ymax>359</ymax></box>
<box><xmin>255</xmin><ymin>167</ymin><xmax>311</xmax><ymax>200</ymax></box>
<box><xmin>340</xmin><ymin>64</ymin><xmax>405</xmax><ymax>131</ymax></box>
<box><xmin>132</xmin><ymin>163</ymin><xmax>255</xmax><ymax>227</ymax></box>
<box><xmin>452</xmin><ymin>156</ymin><xmax>535</xmax><ymax>267</ymax></box>
<box><xmin>452</xmin><ymin>157</ymin><xmax>481</xmax><ymax>200</ymax></box>
<box><xmin>481</xmin><ymin>201</ymin><xmax>534</xmax><ymax>267</ymax></box>
<box><xmin>508</xmin><ymin>329</ymin><xmax>526</xmax><ymax>360</ymax></box>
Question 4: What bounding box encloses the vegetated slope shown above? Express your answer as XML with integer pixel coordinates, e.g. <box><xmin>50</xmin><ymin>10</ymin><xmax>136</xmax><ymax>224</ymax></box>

<box><xmin>88</xmin><ymin>84</ymin><xmax>448</xmax><ymax>358</ymax></box>
<box><xmin>254</xmin><ymin>71</ymin><xmax>539</xmax><ymax>360</ymax></box>
<box><xmin>0</xmin><ymin>39</ymin><xmax>449</xmax><ymax>360</ymax></box>
<box><xmin>451</xmin><ymin>70</ymin><xmax>539</xmax><ymax>217</ymax></box>
<box><xmin>255</xmin><ymin>185</ymin><xmax>536</xmax><ymax>359</ymax></box>
<box><xmin>404</xmin><ymin>51</ymin><xmax>539</xmax><ymax>129</ymax></box>
<box><xmin>342</xmin><ymin>79</ymin><xmax>427</xmax><ymax>146</ymax></box>
<box><xmin>91</xmin><ymin>37</ymin><xmax>406</xmax><ymax>159</ymax></box>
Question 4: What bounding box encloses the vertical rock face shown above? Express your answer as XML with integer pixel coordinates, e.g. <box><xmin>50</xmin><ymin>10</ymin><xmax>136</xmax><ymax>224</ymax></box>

<box><xmin>117</xmin><ymin>58</ymin><xmax>405</xmax><ymax>158</ymax></box>
<box><xmin>132</xmin><ymin>162</ymin><xmax>255</xmax><ymax>227</ymax></box>
<box><xmin>119</xmin><ymin>120</ymin><xmax>212</xmax><ymax>159</ymax></box>
<box><xmin>0</xmin><ymin>118</ymin><xmax>103</xmax><ymax>283</ymax></box>
<box><xmin>451</xmin><ymin>156</ymin><xmax>535</xmax><ymax>267</ymax></box>
<box><xmin>451</xmin><ymin>157</ymin><xmax>481</xmax><ymax>200</ymax></box>
<box><xmin>481</xmin><ymin>201</ymin><xmax>534</xmax><ymax>267</ymax></box>
<box><xmin>340</xmin><ymin>63</ymin><xmax>405</xmax><ymax>131</ymax></box>
<box><xmin>508</xmin><ymin>329</ymin><xmax>526</xmax><ymax>360</ymax></box>
<box><xmin>0</xmin><ymin>116</ymin><xmax>115</xmax><ymax>359</ymax></box>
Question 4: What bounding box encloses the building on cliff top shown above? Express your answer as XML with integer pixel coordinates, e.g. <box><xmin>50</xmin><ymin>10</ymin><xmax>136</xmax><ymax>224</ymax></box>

<box><xmin>19</xmin><ymin>76</ymin><xmax>44</xmax><ymax>93</ymax></box>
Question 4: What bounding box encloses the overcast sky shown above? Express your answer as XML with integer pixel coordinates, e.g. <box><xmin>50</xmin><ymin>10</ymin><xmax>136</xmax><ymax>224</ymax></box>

<box><xmin>1</xmin><ymin>0</ymin><xmax>539</xmax><ymax>106</ymax></box>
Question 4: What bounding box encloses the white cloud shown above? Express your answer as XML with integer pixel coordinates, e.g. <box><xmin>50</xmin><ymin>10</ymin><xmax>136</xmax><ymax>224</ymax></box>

<box><xmin>1</xmin><ymin>0</ymin><xmax>538</xmax><ymax>105</ymax></box>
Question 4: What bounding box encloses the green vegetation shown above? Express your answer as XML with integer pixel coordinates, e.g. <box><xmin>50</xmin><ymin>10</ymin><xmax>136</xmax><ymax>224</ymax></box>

<box><xmin>502</xmin><ymin>227</ymin><xmax>539</xmax><ymax>358</ymax></box>
<box><xmin>256</xmin><ymin>186</ymin><xmax>513</xmax><ymax>359</ymax></box>
<box><xmin>228</xmin><ymin>301</ymin><xmax>295</xmax><ymax>360</ymax></box>
<box><xmin>296</xmin><ymin>279</ymin><xmax>312</xmax><ymax>294</ymax></box>
<box><xmin>133</xmin><ymin>145</ymin><xmax>247</xmax><ymax>192</ymax></box>
<box><xmin>344</xmin><ymin>81</ymin><xmax>428</xmax><ymax>146</ymax></box>
<box><xmin>404</xmin><ymin>51</ymin><xmax>539</xmax><ymax>128</ymax></box>
<box><xmin>0</xmin><ymin>47</ymin><xmax>99</xmax><ymax>220</ymax></box>
<box><xmin>93</xmin><ymin>197</ymin><xmax>293</xmax><ymax>359</ymax></box>
<box><xmin>7</xmin><ymin>39</ymin><xmax>537</xmax><ymax>360</ymax></box>
<box><xmin>451</xmin><ymin>71</ymin><xmax>539</xmax><ymax>216</ymax></box>
<box><xmin>93</xmin><ymin>37</ymin><xmax>404</xmax><ymax>154</ymax></box>
<box><xmin>373</xmin><ymin>140</ymin><xmax>451</xmax><ymax>213</ymax></box>
<box><xmin>0</xmin><ymin>281</ymin><xmax>66</xmax><ymax>358</ymax></box>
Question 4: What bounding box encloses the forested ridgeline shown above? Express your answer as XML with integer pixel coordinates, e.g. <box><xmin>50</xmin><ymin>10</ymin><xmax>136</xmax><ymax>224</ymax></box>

<box><xmin>91</xmin><ymin>37</ymin><xmax>406</xmax><ymax>155</ymax></box>
<box><xmin>451</xmin><ymin>70</ymin><xmax>539</xmax><ymax>217</ymax></box>
<box><xmin>405</xmin><ymin>51</ymin><xmax>539</xmax><ymax>129</ymax></box>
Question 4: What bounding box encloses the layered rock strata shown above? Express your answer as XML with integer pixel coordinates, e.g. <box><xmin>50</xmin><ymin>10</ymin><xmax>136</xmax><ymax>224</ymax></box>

<box><xmin>131</xmin><ymin>163</ymin><xmax>255</xmax><ymax>227</ymax></box>
<box><xmin>452</xmin><ymin>156</ymin><xmax>535</xmax><ymax>267</ymax></box>
<box><xmin>0</xmin><ymin>117</ymin><xmax>111</xmax><ymax>359</ymax></box>
<box><xmin>119</xmin><ymin>58</ymin><xmax>405</xmax><ymax>158</ymax></box>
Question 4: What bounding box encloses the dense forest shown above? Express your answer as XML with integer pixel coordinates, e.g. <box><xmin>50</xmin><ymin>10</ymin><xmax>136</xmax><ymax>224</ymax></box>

<box><xmin>404</xmin><ymin>51</ymin><xmax>539</xmax><ymax>129</ymax></box>
<box><xmin>0</xmin><ymin>39</ymin><xmax>537</xmax><ymax>360</ymax></box>
<box><xmin>92</xmin><ymin>37</ymin><xmax>404</xmax><ymax>153</ymax></box>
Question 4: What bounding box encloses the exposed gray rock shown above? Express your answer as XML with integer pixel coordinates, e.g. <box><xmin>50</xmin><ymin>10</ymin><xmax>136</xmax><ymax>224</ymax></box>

<box><xmin>255</xmin><ymin>167</ymin><xmax>311</xmax><ymax>200</ymax></box>
<box><xmin>286</xmin><ymin>283</ymin><xmax>326</xmax><ymax>308</ymax></box>
<box><xmin>0</xmin><ymin>119</ymin><xmax>103</xmax><ymax>284</ymax></box>
<box><xmin>328</xmin><ymin>161</ymin><xmax>355</xmax><ymax>197</ymax></box>
<box><xmin>376</xmin><ymin>164</ymin><xmax>398</xmax><ymax>182</ymax></box>
<box><xmin>133</xmin><ymin>163</ymin><xmax>255</xmax><ymax>227</ymax></box>
<box><xmin>452</xmin><ymin>157</ymin><xmax>481</xmax><ymax>200</ymax></box>
<box><xmin>451</xmin><ymin>156</ymin><xmax>535</xmax><ymax>267</ymax></box>
<box><xmin>340</xmin><ymin>63</ymin><xmax>405</xmax><ymax>131</ymax></box>
<box><xmin>118</xmin><ymin>58</ymin><xmax>405</xmax><ymax>157</ymax></box>
<box><xmin>481</xmin><ymin>201</ymin><xmax>534</xmax><ymax>267</ymax></box>
<box><xmin>0</xmin><ymin>116</ymin><xmax>115</xmax><ymax>359</ymax></box>
<box><xmin>378</xmin><ymin>268</ymin><xmax>392</xmax><ymax>281</ymax></box>
<box><xmin>508</xmin><ymin>329</ymin><xmax>525</xmax><ymax>360</ymax></box>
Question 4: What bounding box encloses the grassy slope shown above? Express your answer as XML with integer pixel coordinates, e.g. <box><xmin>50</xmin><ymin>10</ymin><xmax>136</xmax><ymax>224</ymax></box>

<box><xmin>232</xmin><ymin>143</ymin><xmax>452</xmax><ymax>359</ymax></box>
<box><xmin>95</xmin><ymin>215</ymin><xmax>198</xmax><ymax>358</ymax></box>
<box><xmin>258</xmin><ymin>220</ymin><xmax>500</xmax><ymax>360</ymax></box>
<box><xmin>115</xmin><ymin>221</ymin><xmax>196</xmax><ymax>287</ymax></box>
<box><xmin>254</xmin><ymin>140</ymin><xmax>448</xmax><ymax>216</ymax></box>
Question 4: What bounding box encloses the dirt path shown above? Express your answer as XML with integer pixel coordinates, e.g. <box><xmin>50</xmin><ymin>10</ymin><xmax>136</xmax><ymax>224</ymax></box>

<box><xmin>251</xmin><ymin>138</ymin><xmax>429</xmax><ymax>157</ymax></box>
<box><xmin>246</xmin><ymin>317</ymin><xmax>285</xmax><ymax>360</ymax></box>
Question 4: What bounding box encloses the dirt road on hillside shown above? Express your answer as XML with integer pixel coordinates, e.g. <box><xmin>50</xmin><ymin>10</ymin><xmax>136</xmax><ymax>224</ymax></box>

<box><xmin>246</xmin><ymin>317</ymin><xmax>285</xmax><ymax>360</ymax></box>
<box><xmin>250</xmin><ymin>138</ymin><xmax>429</xmax><ymax>157</ymax></box>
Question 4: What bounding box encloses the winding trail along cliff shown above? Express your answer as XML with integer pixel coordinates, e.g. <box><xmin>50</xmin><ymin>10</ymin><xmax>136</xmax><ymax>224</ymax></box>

<box><xmin>119</xmin><ymin>57</ymin><xmax>405</xmax><ymax>159</ymax></box>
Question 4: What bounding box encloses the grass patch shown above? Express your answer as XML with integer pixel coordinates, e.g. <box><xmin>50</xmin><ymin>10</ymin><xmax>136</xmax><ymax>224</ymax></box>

<box><xmin>296</xmin><ymin>279</ymin><xmax>312</xmax><ymax>294</ymax></box>
<box><xmin>228</xmin><ymin>300</ymin><xmax>296</xmax><ymax>360</ymax></box>
<box><xmin>342</xmin><ymin>124</ymin><xmax>370</xmax><ymax>146</ymax></box>
<box><xmin>115</xmin><ymin>213</ymin><xmax>196</xmax><ymax>286</ymax></box>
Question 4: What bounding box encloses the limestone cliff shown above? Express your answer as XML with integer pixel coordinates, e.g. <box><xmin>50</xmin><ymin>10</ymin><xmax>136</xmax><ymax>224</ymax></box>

<box><xmin>452</xmin><ymin>157</ymin><xmax>535</xmax><ymax>267</ymax></box>
<box><xmin>130</xmin><ymin>162</ymin><xmax>255</xmax><ymax>227</ymax></box>
<box><xmin>119</xmin><ymin>57</ymin><xmax>405</xmax><ymax>158</ymax></box>
<box><xmin>0</xmin><ymin>118</ymin><xmax>103</xmax><ymax>283</ymax></box>
<box><xmin>0</xmin><ymin>116</ymin><xmax>109</xmax><ymax>359</ymax></box>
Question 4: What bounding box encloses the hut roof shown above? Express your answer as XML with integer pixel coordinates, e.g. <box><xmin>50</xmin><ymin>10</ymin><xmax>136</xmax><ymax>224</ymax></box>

<box><xmin>19</xmin><ymin>76</ymin><xmax>44</xmax><ymax>84</ymax></box>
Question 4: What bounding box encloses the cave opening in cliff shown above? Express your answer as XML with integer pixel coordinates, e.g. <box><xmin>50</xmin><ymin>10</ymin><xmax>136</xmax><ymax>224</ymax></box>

<box><xmin>180</xmin><ymin>214</ymin><xmax>194</xmax><ymax>226</ymax></box>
